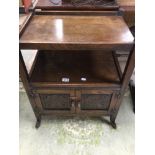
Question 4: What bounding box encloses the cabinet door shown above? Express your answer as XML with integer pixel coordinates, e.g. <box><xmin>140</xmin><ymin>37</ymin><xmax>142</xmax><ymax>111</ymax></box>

<box><xmin>35</xmin><ymin>89</ymin><xmax>76</xmax><ymax>115</ymax></box>
<box><xmin>76</xmin><ymin>90</ymin><xmax>115</xmax><ymax>115</ymax></box>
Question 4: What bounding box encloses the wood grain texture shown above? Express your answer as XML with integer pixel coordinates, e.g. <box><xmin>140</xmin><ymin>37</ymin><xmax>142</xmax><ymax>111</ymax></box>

<box><xmin>19</xmin><ymin>12</ymin><xmax>135</xmax><ymax>128</ymax></box>
<box><xmin>117</xmin><ymin>0</ymin><xmax>135</xmax><ymax>27</ymax></box>
<box><xmin>30</xmin><ymin>51</ymin><xmax>121</xmax><ymax>86</ymax></box>
<box><xmin>35</xmin><ymin>0</ymin><xmax>119</xmax><ymax>10</ymax></box>
<box><xmin>34</xmin><ymin>10</ymin><xmax>119</xmax><ymax>16</ymax></box>
<box><xmin>117</xmin><ymin>0</ymin><xmax>135</xmax><ymax>9</ymax></box>
<box><xmin>20</xmin><ymin>15</ymin><xmax>134</xmax><ymax>50</ymax></box>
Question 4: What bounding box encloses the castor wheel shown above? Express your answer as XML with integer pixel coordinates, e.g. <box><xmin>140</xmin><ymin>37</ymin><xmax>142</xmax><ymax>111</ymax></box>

<box><xmin>35</xmin><ymin>119</ymin><xmax>41</xmax><ymax>129</ymax></box>
<box><xmin>111</xmin><ymin>121</ymin><xmax>117</xmax><ymax>129</ymax></box>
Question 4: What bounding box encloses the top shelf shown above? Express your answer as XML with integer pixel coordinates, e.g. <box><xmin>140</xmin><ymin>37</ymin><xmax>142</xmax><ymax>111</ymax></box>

<box><xmin>35</xmin><ymin>0</ymin><xmax>119</xmax><ymax>10</ymax></box>
<box><xmin>19</xmin><ymin>13</ymin><xmax>134</xmax><ymax>51</ymax></box>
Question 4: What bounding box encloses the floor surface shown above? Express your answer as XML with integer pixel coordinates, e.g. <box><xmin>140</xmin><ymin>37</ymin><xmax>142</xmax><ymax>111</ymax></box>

<box><xmin>19</xmin><ymin>92</ymin><xmax>134</xmax><ymax>155</ymax></box>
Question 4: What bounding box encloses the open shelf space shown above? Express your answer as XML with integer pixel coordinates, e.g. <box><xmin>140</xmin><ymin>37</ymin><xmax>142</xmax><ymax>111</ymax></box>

<box><xmin>30</xmin><ymin>50</ymin><xmax>121</xmax><ymax>87</ymax></box>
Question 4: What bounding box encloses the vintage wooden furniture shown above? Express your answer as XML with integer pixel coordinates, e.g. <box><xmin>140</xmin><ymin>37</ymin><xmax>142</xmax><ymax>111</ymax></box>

<box><xmin>35</xmin><ymin>0</ymin><xmax>119</xmax><ymax>11</ymax></box>
<box><xmin>35</xmin><ymin>0</ymin><xmax>134</xmax><ymax>27</ymax></box>
<box><xmin>19</xmin><ymin>11</ymin><xmax>134</xmax><ymax>129</ymax></box>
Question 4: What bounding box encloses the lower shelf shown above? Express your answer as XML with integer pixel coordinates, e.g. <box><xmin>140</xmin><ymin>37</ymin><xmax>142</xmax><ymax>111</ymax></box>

<box><xmin>30</xmin><ymin>50</ymin><xmax>121</xmax><ymax>87</ymax></box>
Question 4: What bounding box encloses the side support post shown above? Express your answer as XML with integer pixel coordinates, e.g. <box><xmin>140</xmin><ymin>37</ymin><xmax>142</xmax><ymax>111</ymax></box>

<box><xmin>110</xmin><ymin>45</ymin><xmax>135</xmax><ymax>128</ymax></box>
<box><xmin>19</xmin><ymin>50</ymin><xmax>41</xmax><ymax>128</ymax></box>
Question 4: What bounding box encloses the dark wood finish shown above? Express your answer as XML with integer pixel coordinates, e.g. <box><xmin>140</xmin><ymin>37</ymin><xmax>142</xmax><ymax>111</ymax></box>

<box><xmin>19</xmin><ymin>13</ymin><xmax>134</xmax><ymax>129</ymax></box>
<box><xmin>77</xmin><ymin>90</ymin><xmax>113</xmax><ymax>112</ymax></box>
<box><xmin>109</xmin><ymin>46</ymin><xmax>135</xmax><ymax>128</ymax></box>
<box><xmin>19</xmin><ymin>12</ymin><xmax>33</xmax><ymax>38</ymax></box>
<box><xmin>35</xmin><ymin>118</ymin><xmax>41</xmax><ymax>128</ymax></box>
<box><xmin>19</xmin><ymin>14</ymin><xmax>134</xmax><ymax>50</ymax></box>
<box><xmin>112</xmin><ymin>51</ymin><xmax>122</xmax><ymax>80</ymax></box>
<box><xmin>30</xmin><ymin>51</ymin><xmax>120</xmax><ymax>86</ymax></box>
<box><xmin>35</xmin><ymin>89</ymin><xmax>75</xmax><ymax>112</ymax></box>
<box><xmin>117</xmin><ymin>0</ymin><xmax>135</xmax><ymax>27</ymax></box>
<box><xmin>35</xmin><ymin>0</ymin><xmax>119</xmax><ymax>11</ymax></box>
<box><xmin>19</xmin><ymin>50</ymin><xmax>40</xmax><ymax>120</ymax></box>
<box><xmin>121</xmin><ymin>46</ymin><xmax>135</xmax><ymax>92</ymax></box>
<box><xmin>118</xmin><ymin>0</ymin><xmax>134</xmax><ymax>11</ymax></box>
<box><xmin>31</xmin><ymin>82</ymin><xmax>121</xmax><ymax>89</ymax></box>
<box><xmin>129</xmin><ymin>82</ymin><xmax>135</xmax><ymax>112</ymax></box>
<box><xmin>35</xmin><ymin>10</ymin><xmax>120</xmax><ymax>16</ymax></box>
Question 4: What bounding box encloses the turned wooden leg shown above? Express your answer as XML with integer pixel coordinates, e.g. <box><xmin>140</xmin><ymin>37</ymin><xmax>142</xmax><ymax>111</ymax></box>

<box><xmin>110</xmin><ymin>115</ymin><xmax>117</xmax><ymax>129</ymax></box>
<box><xmin>35</xmin><ymin>117</ymin><xmax>41</xmax><ymax>129</ymax></box>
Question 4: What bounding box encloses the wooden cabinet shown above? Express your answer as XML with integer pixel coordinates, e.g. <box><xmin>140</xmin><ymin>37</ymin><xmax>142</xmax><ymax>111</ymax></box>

<box><xmin>19</xmin><ymin>12</ymin><xmax>134</xmax><ymax>129</ymax></box>
<box><xmin>33</xmin><ymin>89</ymin><xmax>116</xmax><ymax>115</ymax></box>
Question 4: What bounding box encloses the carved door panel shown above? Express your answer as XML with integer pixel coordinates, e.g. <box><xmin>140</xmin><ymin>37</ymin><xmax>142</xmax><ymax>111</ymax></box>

<box><xmin>76</xmin><ymin>89</ymin><xmax>115</xmax><ymax>115</ymax></box>
<box><xmin>35</xmin><ymin>89</ymin><xmax>76</xmax><ymax>114</ymax></box>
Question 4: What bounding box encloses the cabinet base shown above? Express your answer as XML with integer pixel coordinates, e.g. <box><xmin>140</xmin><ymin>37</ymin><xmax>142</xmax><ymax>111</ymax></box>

<box><xmin>34</xmin><ymin>116</ymin><xmax>117</xmax><ymax>129</ymax></box>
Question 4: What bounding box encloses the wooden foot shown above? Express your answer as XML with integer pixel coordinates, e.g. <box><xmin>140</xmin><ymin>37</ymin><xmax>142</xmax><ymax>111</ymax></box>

<box><xmin>111</xmin><ymin>121</ymin><xmax>117</xmax><ymax>129</ymax></box>
<box><xmin>110</xmin><ymin>115</ymin><xmax>117</xmax><ymax>129</ymax></box>
<box><xmin>35</xmin><ymin>118</ymin><xmax>41</xmax><ymax>129</ymax></box>
<box><xmin>129</xmin><ymin>82</ymin><xmax>135</xmax><ymax>113</ymax></box>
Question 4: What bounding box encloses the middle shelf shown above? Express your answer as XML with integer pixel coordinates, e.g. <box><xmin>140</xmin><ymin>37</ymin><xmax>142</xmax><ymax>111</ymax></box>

<box><xmin>29</xmin><ymin>50</ymin><xmax>121</xmax><ymax>88</ymax></box>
